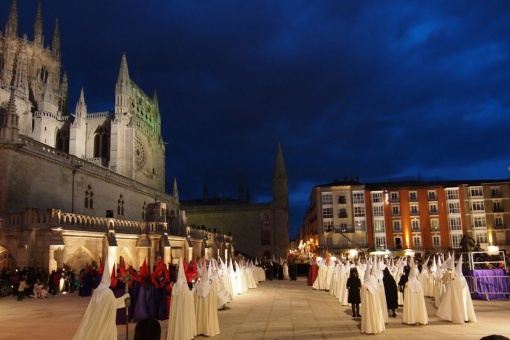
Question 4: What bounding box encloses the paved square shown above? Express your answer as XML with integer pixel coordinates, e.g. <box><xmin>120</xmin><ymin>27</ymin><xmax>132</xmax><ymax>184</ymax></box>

<box><xmin>1</xmin><ymin>278</ymin><xmax>509</xmax><ymax>339</ymax></box>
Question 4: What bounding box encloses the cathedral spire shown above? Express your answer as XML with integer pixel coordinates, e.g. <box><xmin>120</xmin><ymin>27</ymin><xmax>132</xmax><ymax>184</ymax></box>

<box><xmin>52</xmin><ymin>18</ymin><xmax>61</xmax><ymax>60</ymax></box>
<box><xmin>13</xmin><ymin>37</ymin><xmax>29</xmax><ymax>95</ymax></box>
<box><xmin>0</xmin><ymin>89</ymin><xmax>20</xmax><ymax>143</ymax></box>
<box><xmin>75</xmin><ymin>88</ymin><xmax>87</xmax><ymax>118</ymax></box>
<box><xmin>116</xmin><ymin>53</ymin><xmax>130</xmax><ymax>93</ymax></box>
<box><xmin>272</xmin><ymin>143</ymin><xmax>288</xmax><ymax>208</ymax></box>
<box><xmin>115</xmin><ymin>54</ymin><xmax>131</xmax><ymax>115</ymax></box>
<box><xmin>173</xmin><ymin>177</ymin><xmax>179</xmax><ymax>201</ymax></box>
<box><xmin>34</xmin><ymin>1</ymin><xmax>44</xmax><ymax>47</ymax></box>
<box><xmin>5</xmin><ymin>0</ymin><xmax>18</xmax><ymax>38</ymax></box>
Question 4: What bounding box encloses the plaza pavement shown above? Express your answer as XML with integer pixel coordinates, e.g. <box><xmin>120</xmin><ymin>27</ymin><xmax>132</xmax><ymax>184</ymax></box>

<box><xmin>1</xmin><ymin>277</ymin><xmax>509</xmax><ymax>339</ymax></box>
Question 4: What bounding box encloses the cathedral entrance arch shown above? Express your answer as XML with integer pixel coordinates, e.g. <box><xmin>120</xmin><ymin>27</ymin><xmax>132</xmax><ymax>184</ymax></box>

<box><xmin>0</xmin><ymin>245</ymin><xmax>16</xmax><ymax>271</ymax></box>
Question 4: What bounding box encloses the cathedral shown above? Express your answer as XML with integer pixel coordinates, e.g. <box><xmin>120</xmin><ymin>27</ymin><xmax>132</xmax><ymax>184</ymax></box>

<box><xmin>0</xmin><ymin>1</ymin><xmax>289</xmax><ymax>273</ymax></box>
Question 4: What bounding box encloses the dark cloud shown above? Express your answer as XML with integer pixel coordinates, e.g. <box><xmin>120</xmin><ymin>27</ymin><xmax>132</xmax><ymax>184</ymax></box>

<box><xmin>9</xmin><ymin>0</ymin><xmax>510</xmax><ymax>238</ymax></box>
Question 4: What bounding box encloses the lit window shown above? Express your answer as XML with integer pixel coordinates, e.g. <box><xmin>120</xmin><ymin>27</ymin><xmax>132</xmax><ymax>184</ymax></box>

<box><xmin>469</xmin><ymin>186</ymin><xmax>483</xmax><ymax>198</ymax></box>
<box><xmin>372</xmin><ymin>192</ymin><xmax>383</xmax><ymax>203</ymax></box>
<box><xmin>449</xmin><ymin>217</ymin><xmax>462</xmax><ymax>230</ymax></box>
<box><xmin>428</xmin><ymin>190</ymin><xmax>437</xmax><ymax>200</ymax></box>
<box><xmin>391</xmin><ymin>192</ymin><xmax>399</xmax><ymax>201</ymax></box>
<box><xmin>430</xmin><ymin>218</ymin><xmax>439</xmax><ymax>231</ymax></box>
<box><xmin>322</xmin><ymin>208</ymin><xmax>333</xmax><ymax>218</ymax></box>
<box><xmin>412</xmin><ymin>219</ymin><xmax>420</xmax><ymax>231</ymax></box>
<box><xmin>393</xmin><ymin>220</ymin><xmax>401</xmax><ymax>231</ymax></box>
<box><xmin>322</xmin><ymin>194</ymin><xmax>333</xmax><ymax>205</ymax></box>
<box><xmin>475</xmin><ymin>232</ymin><xmax>487</xmax><ymax>244</ymax></box>
<box><xmin>432</xmin><ymin>235</ymin><xmax>441</xmax><ymax>247</ymax></box>
<box><xmin>448</xmin><ymin>202</ymin><xmax>461</xmax><ymax>214</ymax></box>
<box><xmin>410</xmin><ymin>204</ymin><xmax>419</xmax><ymax>214</ymax></box>
<box><xmin>413</xmin><ymin>235</ymin><xmax>421</xmax><ymax>247</ymax></box>
<box><xmin>353</xmin><ymin>192</ymin><xmax>364</xmax><ymax>204</ymax></box>
<box><xmin>451</xmin><ymin>233</ymin><xmax>463</xmax><ymax>248</ymax></box>
<box><xmin>473</xmin><ymin>216</ymin><xmax>487</xmax><ymax>228</ymax></box>
<box><xmin>471</xmin><ymin>201</ymin><xmax>485</xmax><ymax>212</ymax></box>
<box><xmin>446</xmin><ymin>188</ymin><xmax>459</xmax><ymax>200</ymax></box>
<box><xmin>373</xmin><ymin>206</ymin><xmax>384</xmax><ymax>217</ymax></box>
<box><xmin>375</xmin><ymin>236</ymin><xmax>386</xmax><ymax>249</ymax></box>
<box><xmin>429</xmin><ymin>203</ymin><xmax>438</xmax><ymax>214</ymax></box>
<box><xmin>374</xmin><ymin>219</ymin><xmax>385</xmax><ymax>233</ymax></box>
<box><xmin>354</xmin><ymin>206</ymin><xmax>365</xmax><ymax>217</ymax></box>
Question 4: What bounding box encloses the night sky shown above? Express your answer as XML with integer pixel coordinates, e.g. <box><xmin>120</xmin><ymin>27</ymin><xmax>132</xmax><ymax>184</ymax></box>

<box><xmin>9</xmin><ymin>1</ymin><xmax>510</xmax><ymax>238</ymax></box>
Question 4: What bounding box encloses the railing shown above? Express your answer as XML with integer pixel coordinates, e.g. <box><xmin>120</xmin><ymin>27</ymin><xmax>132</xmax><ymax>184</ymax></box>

<box><xmin>469</xmin><ymin>251</ymin><xmax>506</xmax><ymax>270</ymax></box>
<box><xmin>464</xmin><ymin>274</ymin><xmax>510</xmax><ymax>301</ymax></box>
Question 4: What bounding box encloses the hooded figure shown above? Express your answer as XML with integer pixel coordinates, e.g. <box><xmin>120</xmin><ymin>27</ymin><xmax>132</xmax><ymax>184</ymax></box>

<box><xmin>437</xmin><ymin>255</ymin><xmax>477</xmax><ymax>324</ymax></box>
<box><xmin>194</xmin><ymin>261</ymin><xmax>220</xmax><ymax>336</ymax></box>
<box><xmin>346</xmin><ymin>266</ymin><xmax>361</xmax><ymax>317</ymax></box>
<box><xmin>402</xmin><ymin>258</ymin><xmax>428</xmax><ymax>325</ymax></box>
<box><xmin>434</xmin><ymin>255</ymin><xmax>446</xmax><ymax>308</ymax></box>
<box><xmin>73</xmin><ymin>255</ymin><xmax>130</xmax><ymax>340</ymax></box>
<box><xmin>168</xmin><ymin>257</ymin><xmax>197</xmax><ymax>340</ymax></box>
<box><xmin>360</xmin><ymin>260</ymin><xmax>385</xmax><ymax>334</ymax></box>
<box><xmin>383</xmin><ymin>267</ymin><xmax>398</xmax><ymax>317</ymax></box>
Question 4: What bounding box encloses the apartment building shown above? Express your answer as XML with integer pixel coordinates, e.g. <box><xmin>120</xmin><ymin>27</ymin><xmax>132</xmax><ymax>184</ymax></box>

<box><xmin>298</xmin><ymin>178</ymin><xmax>509</xmax><ymax>259</ymax></box>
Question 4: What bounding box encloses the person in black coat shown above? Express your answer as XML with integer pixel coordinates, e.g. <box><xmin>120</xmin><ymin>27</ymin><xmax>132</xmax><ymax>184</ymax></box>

<box><xmin>346</xmin><ymin>267</ymin><xmax>361</xmax><ymax>317</ymax></box>
<box><xmin>398</xmin><ymin>265</ymin><xmax>410</xmax><ymax>301</ymax></box>
<box><xmin>382</xmin><ymin>267</ymin><xmax>398</xmax><ymax>317</ymax></box>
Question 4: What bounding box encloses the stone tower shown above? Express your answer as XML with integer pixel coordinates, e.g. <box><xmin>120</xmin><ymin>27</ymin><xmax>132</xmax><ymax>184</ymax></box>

<box><xmin>110</xmin><ymin>54</ymin><xmax>166</xmax><ymax>191</ymax></box>
<box><xmin>272</xmin><ymin>143</ymin><xmax>290</xmax><ymax>258</ymax></box>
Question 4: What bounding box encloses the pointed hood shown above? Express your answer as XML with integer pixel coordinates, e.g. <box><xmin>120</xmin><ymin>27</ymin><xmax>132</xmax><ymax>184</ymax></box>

<box><xmin>172</xmin><ymin>257</ymin><xmax>188</xmax><ymax>296</ymax></box>
<box><xmin>92</xmin><ymin>252</ymin><xmax>112</xmax><ymax>303</ymax></box>
<box><xmin>449</xmin><ymin>251</ymin><xmax>456</xmax><ymax>271</ymax></box>
<box><xmin>364</xmin><ymin>260</ymin><xmax>378</xmax><ymax>295</ymax></box>
<box><xmin>455</xmin><ymin>253</ymin><xmax>463</xmax><ymax>276</ymax></box>
<box><xmin>363</xmin><ymin>260</ymin><xmax>371</xmax><ymax>284</ymax></box>
<box><xmin>408</xmin><ymin>257</ymin><xmax>422</xmax><ymax>293</ymax></box>
<box><xmin>196</xmin><ymin>261</ymin><xmax>211</xmax><ymax>297</ymax></box>
<box><xmin>110</xmin><ymin>263</ymin><xmax>117</xmax><ymax>288</ymax></box>
<box><xmin>137</xmin><ymin>258</ymin><xmax>149</xmax><ymax>284</ymax></box>
<box><xmin>97</xmin><ymin>257</ymin><xmax>104</xmax><ymax>275</ymax></box>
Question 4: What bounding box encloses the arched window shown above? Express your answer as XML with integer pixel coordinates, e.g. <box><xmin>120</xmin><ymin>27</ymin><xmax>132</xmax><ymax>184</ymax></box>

<box><xmin>56</xmin><ymin>129</ymin><xmax>69</xmax><ymax>153</ymax></box>
<box><xmin>93</xmin><ymin>126</ymin><xmax>109</xmax><ymax>159</ymax></box>
<box><xmin>85</xmin><ymin>185</ymin><xmax>94</xmax><ymax>209</ymax></box>
<box><xmin>118</xmin><ymin>194</ymin><xmax>124</xmax><ymax>216</ymax></box>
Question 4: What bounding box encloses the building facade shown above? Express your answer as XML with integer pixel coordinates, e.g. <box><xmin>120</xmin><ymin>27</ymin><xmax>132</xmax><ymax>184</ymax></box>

<box><xmin>181</xmin><ymin>144</ymin><xmax>290</xmax><ymax>260</ymax></box>
<box><xmin>0</xmin><ymin>1</ymin><xmax>233</xmax><ymax>273</ymax></box>
<box><xmin>298</xmin><ymin>178</ymin><xmax>510</xmax><ymax>259</ymax></box>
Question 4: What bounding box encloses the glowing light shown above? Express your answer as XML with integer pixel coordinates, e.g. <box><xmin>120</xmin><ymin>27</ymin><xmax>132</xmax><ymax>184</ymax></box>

<box><xmin>405</xmin><ymin>249</ymin><xmax>415</xmax><ymax>257</ymax></box>
<box><xmin>487</xmin><ymin>245</ymin><xmax>500</xmax><ymax>256</ymax></box>
<box><xmin>330</xmin><ymin>256</ymin><xmax>337</xmax><ymax>262</ymax></box>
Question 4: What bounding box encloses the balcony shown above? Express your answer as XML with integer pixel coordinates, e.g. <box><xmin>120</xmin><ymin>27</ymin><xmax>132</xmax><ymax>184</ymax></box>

<box><xmin>495</xmin><ymin>224</ymin><xmax>506</xmax><ymax>229</ymax></box>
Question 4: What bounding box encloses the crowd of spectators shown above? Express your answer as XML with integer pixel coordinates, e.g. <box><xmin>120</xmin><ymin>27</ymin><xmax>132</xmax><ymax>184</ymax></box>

<box><xmin>0</xmin><ymin>266</ymin><xmax>77</xmax><ymax>300</ymax></box>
